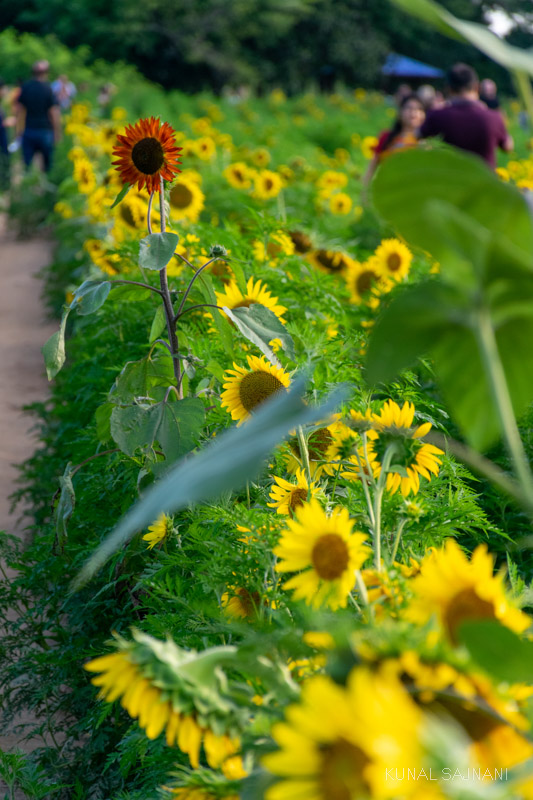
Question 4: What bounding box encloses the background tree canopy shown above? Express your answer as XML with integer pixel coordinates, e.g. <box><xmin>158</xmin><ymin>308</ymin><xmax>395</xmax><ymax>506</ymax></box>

<box><xmin>0</xmin><ymin>0</ymin><xmax>528</xmax><ymax>92</ymax></box>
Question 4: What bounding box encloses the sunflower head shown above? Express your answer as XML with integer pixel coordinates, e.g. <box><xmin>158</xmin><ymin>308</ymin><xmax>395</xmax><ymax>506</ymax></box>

<box><xmin>112</xmin><ymin>117</ymin><xmax>182</xmax><ymax>193</ymax></box>
<box><xmin>220</xmin><ymin>355</ymin><xmax>291</xmax><ymax>425</ymax></box>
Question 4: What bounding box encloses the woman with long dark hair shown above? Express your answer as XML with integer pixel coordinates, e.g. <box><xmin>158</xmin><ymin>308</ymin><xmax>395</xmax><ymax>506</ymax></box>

<box><xmin>364</xmin><ymin>94</ymin><xmax>425</xmax><ymax>190</ymax></box>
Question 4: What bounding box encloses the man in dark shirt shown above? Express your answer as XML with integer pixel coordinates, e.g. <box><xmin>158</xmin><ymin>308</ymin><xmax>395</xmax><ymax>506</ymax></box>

<box><xmin>15</xmin><ymin>60</ymin><xmax>61</xmax><ymax>172</ymax></box>
<box><xmin>420</xmin><ymin>63</ymin><xmax>513</xmax><ymax>168</ymax></box>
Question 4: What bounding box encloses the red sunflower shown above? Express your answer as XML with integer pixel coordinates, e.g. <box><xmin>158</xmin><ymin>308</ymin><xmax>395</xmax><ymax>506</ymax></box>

<box><xmin>112</xmin><ymin>117</ymin><xmax>182</xmax><ymax>193</ymax></box>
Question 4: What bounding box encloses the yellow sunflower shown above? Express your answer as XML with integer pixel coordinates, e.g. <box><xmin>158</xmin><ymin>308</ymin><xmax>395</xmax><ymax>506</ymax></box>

<box><xmin>83</xmin><ymin>239</ymin><xmax>121</xmax><ymax>275</ymax></box>
<box><xmin>344</xmin><ymin>257</ymin><xmax>390</xmax><ymax>305</ymax></box>
<box><xmin>223</xmin><ymin>161</ymin><xmax>255</xmax><ymax>190</ymax></box>
<box><xmin>288</xmin><ymin>230</ymin><xmax>313</xmax><ymax>254</ymax></box>
<box><xmin>253</xmin><ymin>170</ymin><xmax>284</xmax><ymax>200</ymax></box>
<box><xmin>215</xmin><ymin>277</ymin><xmax>287</xmax><ymax>323</ymax></box>
<box><xmin>168</xmin><ymin>176</ymin><xmax>205</xmax><ymax>223</ymax></box>
<box><xmin>307</xmin><ymin>249</ymin><xmax>355</xmax><ymax>276</ymax></box>
<box><xmin>73</xmin><ymin>157</ymin><xmax>96</xmax><ymax>194</ymax></box>
<box><xmin>274</xmin><ymin>500</ymin><xmax>370</xmax><ymax>609</ymax></box>
<box><xmin>142</xmin><ymin>513</ymin><xmax>173</xmax><ymax>550</ymax></box>
<box><xmin>373</xmin><ymin>238</ymin><xmax>413</xmax><ymax>281</ymax></box>
<box><xmin>366</xmin><ymin>400</ymin><xmax>444</xmax><ymax>496</ymax></box>
<box><xmin>221</xmin><ymin>585</ymin><xmax>271</xmax><ymax>620</ymax></box>
<box><xmin>316</xmin><ymin>170</ymin><xmax>348</xmax><ymax>196</ymax></box>
<box><xmin>267</xmin><ymin>468</ymin><xmax>319</xmax><ymax>516</ymax></box>
<box><xmin>112</xmin><ymin>117</ymin><xmax>182</xmax><ymax>193</ymax></box>
<box><xmin>407</xmin><ymin>539</ymin><xmax>531</xmax><ymax>644</ymax></box>
<box><xmin>251</xmin><ymin>147</ymin><xmax>271</xmax><ymax>167</ymax></box>
<box><xmin>252</xmin><ymin>231</ymin><xmax>295</xmax><ymax>265</ymax></box>
<box><xmin>113</xmin><ymin>191</ymin><xmax>148</xmax><ymax>233</ymax></box>
<box><xmin>194</xmin><ymin>136</ymin><xmax>216</xmax><ymax>160</ymax></box>
<box><xmin>329</xmin><ymin>192</ymin><xmax>352</xmax><ymax>215</ymax></box>
<box><xmin>361</xmin><ymin>135</ymin><xmax>379</xmax><ymax>159</ymax></box>
<box><xmin>220</xmin><ymin>355</ymin><xmax>290</xmax><ymax>425</ymax></box>
<box><xmin>285</xmin><ymin>418</ymin><xmax>355</xmax><ymax>479</ymax></box>
<box><xmin>263</xmin><ymin>667</ymin><xmax>423</xmax><ymax>800</ymax></box>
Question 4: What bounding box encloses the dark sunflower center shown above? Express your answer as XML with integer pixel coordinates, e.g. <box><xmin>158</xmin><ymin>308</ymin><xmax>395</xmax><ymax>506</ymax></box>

<box><xmin>234</xmin><ymin>168</ymin><xmax>245</xmax><ymax>182</ymax></box>
<box><xmin>316</xmin><ymin>250</ymin><xmax>344</xmax><ymax>272</ymax></box>
<box><xmin>238</xmin><ymin>371</ymin><xmax>284</xmax><ymax>413</ymax></box>
<box><xmin>444</xmin><ymin>588</ymin><xmax>495</xmax><ymax>645</ymax></box>
<box><xmin>237</xmin><ymin>588</ymin><xmax>261</xmax><ymax>617</ymax></box>
<box><xmin>290</xmin><ymin>428</ymin><xmax>333</xmax><ymax>461</ymax></box>
<box><xmin>319</xmin><ymin>738</ymin><xmax>369</xmax><ymax>800</ymax></box>
<box><xmin>290</xmin><ymin>230</ymin><xmax>312</xmax><ymax>253</ymax></box>
<box><xmin>264</xmin><ymin>178</ymin><xmax>274</xmax><ymax>191</ymax></box>
<box><xmin>387</xmin><ymin>253</ymin><xmax>402</xmax><ymax>272</ymax></box>
<box><xmin>131</xmin><ymin>137</ymin><xmax>165</xmax><ymax>175</ymax></box>
<box><xmin>119</xmin><ymin>203</ymin><xmax>137</xmax><ymax>228</ymax></box>
<box><xmin>169</xmin><ymin>183</ymin><xmax>193</xmax><ymax>209</ymax></box>
<box><xmin>312</xmin><ymin>533</ymin><xmax>349</xmax><ymax>580</ymax></box>
<box><xmin>289</xmin><ymin>487</ymin><xmax>308</xmax><ymax>513</ymax></box>
<box><xmin>355</xmin><ymin>270</ymin><xmax>378</xmax><ymax>295</ymax></box>
<box><xmin>427</xmin><ymin>694</ymin><xmax>500</xmax><ymax>741</ymax></box>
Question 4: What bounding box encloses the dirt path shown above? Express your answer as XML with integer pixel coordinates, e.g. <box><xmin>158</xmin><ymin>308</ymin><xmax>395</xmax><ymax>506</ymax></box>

<box><xmin>0</xmin><ymin>214</ymin><xmax>56</xmax><ymax>793</ymax></box>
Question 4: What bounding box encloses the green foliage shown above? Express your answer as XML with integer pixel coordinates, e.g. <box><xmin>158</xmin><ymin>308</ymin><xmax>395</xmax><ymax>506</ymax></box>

<box><xmin>224</xmin><ymin>304</ymin><xmax>295</xmax><ymax>364</ymax></box>
<box><xmin>139</xmin><ymin>233</ymin><xmax>180</xmax><ymax>271</ymax></box>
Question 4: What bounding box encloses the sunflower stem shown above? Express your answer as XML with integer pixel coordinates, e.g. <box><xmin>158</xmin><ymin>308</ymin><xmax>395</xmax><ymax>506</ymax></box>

<box><xmin>297</xmin><ymin>426</ymin><xmax>312</xmax><ymax>489</ymax></box>
<box><xmin>353</xmin><ymin>435</ymin><xmax>376</xmax><ymax>528</ymax></box>
<box><xmin>476</xmin><ymin>305</ymin><xmax>533</xmax><ymax>501</ymax></box>
<box><xmin>174</xmin><ymin>258</ymin><xmax>220</xmax><ymax>322</ymax></box>
<box><xmin>157</xmin><ymin>176</ymin><xmax>182</xmax><ymax>396</ymax></box>
<box><xmin>390</xmin><ymin>518</ymin><xmax>408</xmax><ymax>563</ymax></box>
<box><xmin>354</xmin><ymin>569</ymin><xmax>369</xmax><ymax>609</ymax></box>
<box><xmin>372</xmin><ymin>445</ymin><xmax>394</xmax><ymax>572</ymax></box>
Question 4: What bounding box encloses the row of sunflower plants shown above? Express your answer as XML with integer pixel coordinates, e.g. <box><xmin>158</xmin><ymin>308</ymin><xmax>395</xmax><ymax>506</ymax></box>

<box><xmin>2</xmin><ymin>83</ymin><xmax>533</xmax><ymax>800</ymax></box>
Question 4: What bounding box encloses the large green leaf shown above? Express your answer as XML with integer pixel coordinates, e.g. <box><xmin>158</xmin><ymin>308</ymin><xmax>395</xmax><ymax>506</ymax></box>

<box><xmin>373</xmin><ymin>149</ymin><xmax>533</xmax><ymax>271</ymax></box>
<box><xmin>71</xmin><ymin>280</ymin><xmax>112</xmax><ymax>316</ymax></box>
<box><xmin>74</xmin><ymin>379</ymin><xmax>344</xmax><ymax>587</ymax></box>
<box><xmin>225</xmin><ymin>303</ymin><xmax>296</xmax><ymax>364</ymax></box>
<box><xmin>110</xmin><ymin>397</ymin><xmax>205</xmax><ymax>461</ymax></box>
<box><xmin>109</xmin><ymin>349</ymin><xmax>175</xmax><ymax>404</ymax></box>
<box><xmin>42</xmin><ymin>310</ymin><xmax>69</xmax><ymax>380</ymax></box>
<box><xmin>459</xmin><ymin>620</ymin><xmax>533</xmax><ymax>683</ymax></box>
<box><xmin>390</xmin><ymin>0</ymin><xmax>533</xmax><ymax>76</ymax></box>
<box><xmin>139</xmin><ymin>232</ymin><xmax>179</xmax><ymax>271</ymax></box>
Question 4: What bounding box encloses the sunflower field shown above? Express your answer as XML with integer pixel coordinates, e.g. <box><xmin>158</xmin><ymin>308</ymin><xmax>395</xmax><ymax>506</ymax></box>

<box><xmin>5</xmin><ymin>2</ymin><xmax>533</xmax><ymax>799</ymax></box>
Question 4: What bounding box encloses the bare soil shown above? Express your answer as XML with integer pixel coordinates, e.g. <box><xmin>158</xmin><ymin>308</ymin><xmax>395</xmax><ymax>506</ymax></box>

<box><xmin>0</xmin><ymin>214</ymin><xmax>56</xmax><ymax>795</ymax></box>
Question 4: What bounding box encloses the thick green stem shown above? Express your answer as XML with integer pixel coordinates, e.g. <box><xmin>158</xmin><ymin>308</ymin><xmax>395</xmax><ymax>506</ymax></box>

<box><xmin>157</xmin><ymin>177</ymin><xmax>182</xmax><ymax>395</ymax></box>
<box><xmin>372</xmin><ymin>446</ymin><xmax>395</xmax><ymax>572</ymax></box>
<box><xmin>297</xmin><ymin>426</ymin><xmax>313</xmax><ymax>490</ymax></box>
<box><xmin>476</xmin><ymin>306</ymin><xmax>533</xmax><ymax>500</ymax></box>
<box><xmin>353</xmin><ymin>435</ymin><xmax>376</xmax><ymax>528</ymax></box>
<box><xmin>390</xmin><ymin>518</ymin><xmax>408</xmax><ymax>563</ymax></box>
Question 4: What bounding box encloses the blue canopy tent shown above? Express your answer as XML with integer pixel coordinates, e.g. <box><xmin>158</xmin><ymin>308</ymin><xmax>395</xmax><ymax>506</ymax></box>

<box><xmin>382</xmin><ymin>54</ymin><xmax>445</xmax><ymax>79</ymax></box>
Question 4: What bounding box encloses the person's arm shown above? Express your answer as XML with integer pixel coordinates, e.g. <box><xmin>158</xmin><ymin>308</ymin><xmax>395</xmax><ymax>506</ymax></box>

<box><xmin>496</xmin><ymin>112</ymin><xmax>513</xmax><ymax>152</ymax></box>
<box><xmin>15</xmin><ymin>102</ymin><xmax>26</xmax><ymax>137</ymax></box>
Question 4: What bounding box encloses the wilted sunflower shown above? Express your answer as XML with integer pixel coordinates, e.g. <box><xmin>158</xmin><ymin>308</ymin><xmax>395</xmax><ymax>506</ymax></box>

<box><xmin>112</xmin><ymin>117</ymin><xmax>182</xmax><ymax>193</ymax></box>
<box><xmin>253</xmin><ymin>170</ymin><xmax>284</xmax><ymax>200</ymax></box>
<box><xmin>407</xmin><ymin>539</ymin><xmax>531</xmax><ymax>644</ymax></box>
<box><xmin>221</xmin><ymin>355</ymin><xmax>290</xmax><ymax>425</ymax></box>
<box><xmin>223</xmin><ymin>162</ymin><xmax>254</xmax><ymax>190</ymax></box>
<box><xmin>267</xmin><ymin>468</ymin><xmax>319</xmax><ymax>516</ymax></box>
<box><xmin>367</xmin><ymin>399</ymin><xmax>444</xmax><ymax>496</ymax></box>
<box><xmin>215</xmin><ymin>277</ymin><xmax>287</xmax><ymax>323</ymax></box>
<box><xmin>329</xmin><ymin>192</ymin><xmax>352</xmax><ymax>215</ymax></box>
<box><xmin>373</xmin><ymin>238</ymin><xmax>413</xmax><ymax>281</ymax></box>
<box><xmin>274</xmin><ymin>500</ymin><xmax>370</xmax><ymax>609</ymax></box>
<box><xmin>289</xmin><ymin>230</ymin><xmax>313</xmax><ymax>254</ymax></box>
<box><xmin>168</xmin><ymin>176</ymin><xmax>205</xmax><ymax>223</ymax></box>
<box><xmin>142</xmin><ymin>513</ymin><xmax>173</xmax><ymax>550</ymax></box>
<box><xmin>263</xmin><ymin>667</ymin><xmax>423</xmax><ymax>800</ymax></box>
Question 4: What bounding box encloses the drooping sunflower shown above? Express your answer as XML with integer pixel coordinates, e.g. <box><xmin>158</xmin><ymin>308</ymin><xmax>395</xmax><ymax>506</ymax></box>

<box><xmin>253</xmin><ymin>170</ymin><xmax>284</xmax><ymax>200</ymax></box>
<box><xmin>274</xmin><ymin>500</ymin><xmax>370</xmax><ymax>609</ymax></box>
<box><xmin>142</xmin><ymin>513</ymin><xmax>173</xmax><ymax>550</ymax></box>
<box><xmin>215</xmin><ymin>277</ymin><xmax>287</xmax><ymax>323</ymax></box>
<box><xmin>221</xmin><ymin>355</ymin><xmax>290</xmax><ymax>425</ymax></box>
<box><xmin>263</xmin><ymin>667</ymin><xmax>423</xmax><ymax>800</ymax></box>
<box><xmin>267</xmin><ymin>468</ymin><xmax>319</xmax><ymax>516</ymax></box>
<box><xmin>407</xmin><ymin>539</ymin><xmax>531</xmax><ymax>644</ymax></box>
<box><xmin>288</xmin><ymin>230</ymin><xmax>313</xmax><ymax>254</ymax></box>
<box><xmin>307</xmin><ymin>249</ymin><xmax>355</xmax><ymax>276</ymax></box>
<box><xmin>285</xmin><ymin>418</ymin><xmax>355</xmax><ymax>478</ymax></box>
<box><xmin>168</xmin><ymin>176</ymin><xmax>205</xmax><ymax>223</ymax></box>
<box><xmin>366</xmin><ymin>399</ymin><xmax>444</xmax><ymax>496</ymax></box>
<box><xmin>329</xmin><ymin>192</ymin><xmax>352</xmax><ymax>215</ymax></box>
<box><xmin>223</xmin><ymin>161</ymin><xmax>255</xmax><ymax>190</ymax></box>
<box><xmin>344</xmin><ymin>256</ymin><xmax>390</xmax><ymax>305</ymax></box>
<box><xmin>112</xmin><ymin>117</ymin><xmax>182</xmax><ymax>193</ymax></box>
<box><xmin>373</xmin><ymin>238</ymin><xmax>413</xmax><ymax>281</ymax></box>
<box><xmin>85</xmin><ymin>634</ymin><xmax>244</xmax><ymax>773</ymax></box>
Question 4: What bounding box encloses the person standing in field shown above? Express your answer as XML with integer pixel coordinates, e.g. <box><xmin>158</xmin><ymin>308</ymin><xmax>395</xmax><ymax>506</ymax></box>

<box><xmin>363</xmin><ymin>94</ymin><xmax>426</xmax><ymax>189</ymax></box>
<box><xmin>51</xmin><ymin>74</ymin><xmax>77</xmax><ymax>111</ymax></box>
<box><xmin>419</xmin><ymin>63</ymin><xmax>513</xmax><ymax>168</ymax></box>
<box><xmin>15</xmin><ymin>60</ymin><xmax>61</xmax><ymax>172</ymax></box>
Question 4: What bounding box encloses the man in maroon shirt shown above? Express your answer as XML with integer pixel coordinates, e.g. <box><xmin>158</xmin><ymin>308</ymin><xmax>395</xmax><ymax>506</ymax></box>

<box><xmin>419</xmin><ymin>63</ymin><xmax>513</xmax><ymax>168</ymax></box>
